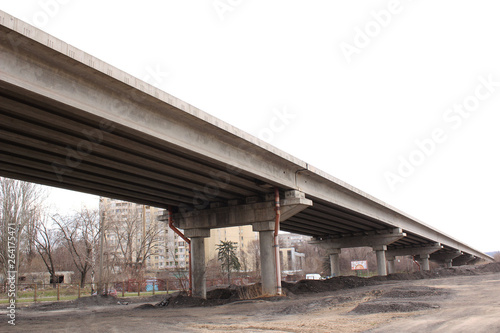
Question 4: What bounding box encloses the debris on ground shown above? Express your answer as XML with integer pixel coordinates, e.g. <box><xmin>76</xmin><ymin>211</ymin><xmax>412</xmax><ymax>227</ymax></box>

<box><xmin>28</xmin><ymin>262</ymin><xmax>500</xmax><ymax>312</ymax></box>
<box><xmin>350</xmin><ymin>285</ymin><xmax>449</xmax><ymax>314</ymax></box>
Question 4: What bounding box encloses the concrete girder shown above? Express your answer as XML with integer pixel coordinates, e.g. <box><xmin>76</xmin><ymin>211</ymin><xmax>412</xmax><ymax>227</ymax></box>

<box><xmin>175</xmin><ymin>190</ymin><xmax>312</xmax><ymax>230</ymax></box>
<box><xmin>430</xmin><ymin>250</ymin><xmax>463</xmax><ymax>262</ymax></box>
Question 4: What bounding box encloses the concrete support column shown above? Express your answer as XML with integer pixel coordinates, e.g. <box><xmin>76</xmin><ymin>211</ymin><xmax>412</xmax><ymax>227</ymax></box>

<box><xmin>184</xmin><ymin>229</ymin><xmax>211</xmax><ymax>299</ymax></box>
<box><xmin>444</xmin><ymin>259</ymin><xmax>453</xmax><ymax>268</ymax></box>
<box><xmin>191</xmin><ymin>237</ymin><xmax>206</xmax><ymax>298</ymax></box>
<box><xmin>420</xmin><ymin>254</ymin><xmax>430</xmax><ymax>271</ymax></box>
<box><xmin>386</xmin><ymin>256</ymin><xmax>396</xmax><ymax>275</ymax></box>
<box><xmin>373</xmin><ymin>245</ymin><xmax>387</xmax><ymax>276</ymax></box>
<box><xmin>253</xmin><ymin>221</ymin><xmax>277</xmax><ymax>295</ymax></box>
<box><xmin>328</xmin><ymin>249</ymin><xmax>341</xmax><ymax>277</ymax></box>
<box><xmin>259</xmin><ymin>229</ymin><xmax>277</xmax><ymax>295</ymax></box>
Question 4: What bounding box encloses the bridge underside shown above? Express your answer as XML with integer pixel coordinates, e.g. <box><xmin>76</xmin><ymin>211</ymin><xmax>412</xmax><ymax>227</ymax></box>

<box><xmin>0</xmin><ymin>13</ymin><xmax>491</xmax><ymax>298</ymax></box>
<box><xmin>0</xmin><ymin>81</ymin><xmax>465</xmax><ymax>261</ymax></box>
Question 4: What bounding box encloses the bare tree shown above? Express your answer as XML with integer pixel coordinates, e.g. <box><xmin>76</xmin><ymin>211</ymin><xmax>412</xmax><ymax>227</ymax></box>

<box><xmin>102</xmin><ymin>201</ymin><xmax>162</xmax><ymax>278</ymax></box>
<box><xmin>0</xmin><ymin>178</ymin><xmax>45</xmax><ymax>295</ymax></box>
<box><xmin>53</xmin><ymin>208</ymin><xmax>100</xmax><ymax>287</ymax></box>
<box><xmin>248</xmin><ymin>239</ymin><xmax>260</xmax><ymax>278</ymax></box>
<box><xmin>297</xmin><ymin>242</ymin><xmax>327</xmax><ymax>275</ymax></box>
<box><xmin>34</xmin><ymin>216</ymin><xmax>59</xmax><ymax>287</ymax></box>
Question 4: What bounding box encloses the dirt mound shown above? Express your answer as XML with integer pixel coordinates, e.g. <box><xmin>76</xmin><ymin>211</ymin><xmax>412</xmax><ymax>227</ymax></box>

<box><xmin>206</xmin><ymin>287</ymin><xmax>236</xmax><ymax>300</ymax></box>
<box><xmin>474</xmin><ymin>262</ymin><xmax>500</xmax><ymax>273</ymax></box>
<box><xmin>350</xmin><ymin>285</ymin><xmax>446</xmax><ymax>314</ymax></box>
<box><xmin>31</xmin><ymin>295</ymin><xmax>123</xmax><ymax>311</ymax></box>
<box><xmin>351</xmin><ymin>301</ymin><xmax>438</xmax><ymax>314</ymax></box>
<box><xmin>284</xmin><ymin>276</ymin><xmax>373</xmax><ymax>294</ymax></box>
<box><xmin>284</xmin><ymin>263</ymin><xmax>500</xmax><ymax>296</ymax></box>
<box><xmin>279</xmin><ymin>295</ymin><xmax>354</xmax><ymax>315</ymax></box>
<box><xmin>381</xmin><ymin>286</ymin><xmax>450</xmax><ymax>299</ymax></box>
<box><xmin>165</xmin><ymin>294</ymin><xmax>232</xmax><ymax>308</ymax></box>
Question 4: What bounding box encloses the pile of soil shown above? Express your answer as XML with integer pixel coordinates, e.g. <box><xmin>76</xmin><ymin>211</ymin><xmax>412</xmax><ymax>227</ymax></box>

<box><xmin>31</xmin><ymin>295</ymin><xmax>127</xmax><ymax>311</ymax></box>
<box><xmin>351</xmin><ymin>301</ymin><xmax>438</xmax><ymax>314</ymax></box>
<box><xmin>286</xmin><ymin>262</ymin><xmax>500</xmax><ymax>295</ymax></box>
<box><xmin>380</xmin><ymin>286</ymin><xmax>450</xmax><ymax>299</ymax></box>
<box><xmin>33</xmin><ymin>262</ymin><xmax>499</xmax><ymax>312</ymax></box>
<box><xmin>282</xmin><ymin>275</ymin><xmax>372</xmax><ymax>294</ymax></box>
<box><xmin>350</xmin><ymin>286</ymin><xmax>447</xmax><ymax>314</ymax></box>
<box><xmin>153</xmin><ymin>284</ymin><xmax>273</xmax><ymax>309</ymax></box>
<box><xmin>144</xmin><ymin>262</ymin><xmax>500</xmax><ymax>310</ymax></box>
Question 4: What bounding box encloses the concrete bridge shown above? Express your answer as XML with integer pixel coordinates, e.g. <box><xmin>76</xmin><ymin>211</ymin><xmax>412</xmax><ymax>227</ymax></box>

<box><xmin>0</xmin><ymin>11</ymin><xmax>492</xmax><ymax>298</ymax></box>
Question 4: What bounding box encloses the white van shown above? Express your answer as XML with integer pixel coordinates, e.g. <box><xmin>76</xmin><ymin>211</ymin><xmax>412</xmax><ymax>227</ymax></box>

<box><xmin>305</xmin><ymin>274</ymin><xmax>321</xmax><ymax>280</ymax></box>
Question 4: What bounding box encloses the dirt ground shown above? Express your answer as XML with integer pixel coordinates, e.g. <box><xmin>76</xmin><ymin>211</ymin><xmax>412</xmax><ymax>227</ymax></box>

<box><xmin>3</xmin><ymin>263</ymin><xmax>500</xmax><ymax>333</ymax></box>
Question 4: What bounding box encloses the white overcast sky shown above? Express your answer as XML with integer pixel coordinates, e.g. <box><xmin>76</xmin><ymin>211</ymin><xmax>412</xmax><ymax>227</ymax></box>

<box><xmin>1</xmin><ymin>1</ymin><xmax>499</xmax><ymax>252</ymax></box>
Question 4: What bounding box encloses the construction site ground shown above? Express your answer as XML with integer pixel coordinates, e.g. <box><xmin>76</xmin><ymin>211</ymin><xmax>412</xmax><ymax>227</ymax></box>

<box><xmin>3</xmin><ymin>263</ymin><xmax>500</xmax><ymax>333</ymax></box>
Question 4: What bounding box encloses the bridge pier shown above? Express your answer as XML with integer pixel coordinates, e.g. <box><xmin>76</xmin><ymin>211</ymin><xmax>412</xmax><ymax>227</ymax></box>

<box><xmin>386</xmin><ymin>255</ymin><xmax>396</xmax><ymax>274</ymax></box>
<box><xmin>385</xmin><ymin>243</ymin><xmax>443</xmax><ymax>272</ymax></box>
<box><xmin>172</xmin><ymin>190</ymin><xmax>312</xmax><ymax>298</ymax></box>
<box><xmin>452</xmin><ymin>254</ymin><xmax>476</xmax><ymax>266</ymax></box>
<box><xmin>310</xmin><ymin>228</ymin><xmax>405</xmax><ymax>277</ymax></box>
<box><xmin>328</xmin><ymin>249</ymin><xmax>341</xmax><ymax>277</ymax></box>
<box><xmin>373</xmin><ymin>245</ymin><xmax>388</xmax><ymax>276</ymax></box>
<box><xmin>184</xmin><ymin>229</ymin><xmax>211</xmax><ymax>298</ymax></box>
<box><xmin>420</xmin><ymin>254</ymin><xmax>430</xmax><ymax>271</ymax></box>
<box><xmin>253</xmin><ymin>222</ymin><xmax>277</xmax><ymax>295</ymax></box>
<box><xmin>430</xmin><ymin>250</ymin><xmax>462</xmax><ymax>268</ymax></box>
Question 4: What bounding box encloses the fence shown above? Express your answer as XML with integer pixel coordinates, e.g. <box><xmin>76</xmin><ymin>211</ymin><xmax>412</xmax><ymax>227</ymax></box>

<box><xmin>1</xmin><ymin>276</ymin><xmax>258</xmax><ymax>303</ymax></box>
<box><xmin>1</xmin><ymin>279</ymin><xmax>178</xmax><ymax>303</ymax></box>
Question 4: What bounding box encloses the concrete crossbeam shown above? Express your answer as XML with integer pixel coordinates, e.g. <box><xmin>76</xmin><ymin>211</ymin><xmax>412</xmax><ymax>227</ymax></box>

<box><xmin>430</xmin><ymin>250</ymin><xmax>462</xmax><ymax>262</ymax></box>
<box><xmin>430</xmin><ymin>250</ymin><xmax>462</xmax><ymax>267</ymax></box>
<box><xmin>453</xmin><ymin>254</ymin><xmax>476</xmax><ymax>266</ymax></box>
<box><xmin>175</xmin><ymin>191</ymin><xmax>312</xmax><ymax>230</ymax></box>
<box><xmin>385</xmin><ymin>243</ymin><xmax>443</xmax><ymax>258</ymax></box>
<box><xmin>184</xmin><ymin>228</ymin><xmax>211</xmax><ymax>238</ymax></box>
<box><xmin>311</xmin><ymin>228</ymin><xmax>405</xmax><ymax>249</ymax></box>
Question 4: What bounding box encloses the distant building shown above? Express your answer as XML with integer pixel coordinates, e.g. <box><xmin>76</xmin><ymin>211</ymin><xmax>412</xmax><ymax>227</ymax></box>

<box><xmin>18</xmin><ymin>271</ymin><xmax>74</xmax><ymax>285</ymax></box>
<box><xmin>100</xmin><ymin>198</ymin><xmax>295</xmax><ymax>276</ymax></box>
<box><xmin>100</xmin><ymin>198</ymin><xmax>189</xmax><ymax>275</ymax></box>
